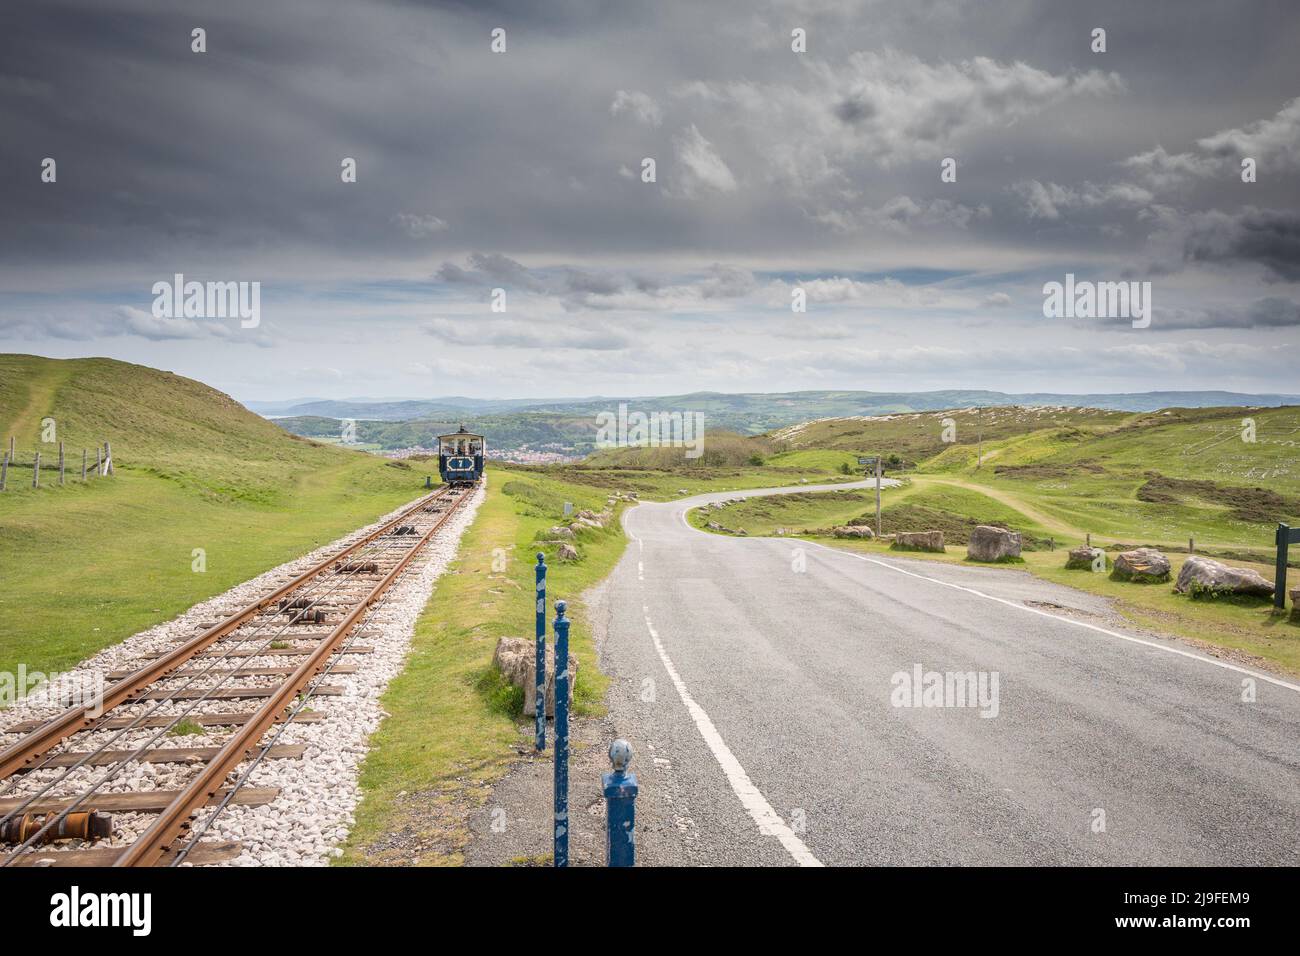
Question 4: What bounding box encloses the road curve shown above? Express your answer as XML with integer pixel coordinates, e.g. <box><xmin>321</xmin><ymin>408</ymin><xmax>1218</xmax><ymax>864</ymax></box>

<box><xmin>591</xmin><ymin>481</ymin><xmax>1300</xmax><ymax>866</ymax></box>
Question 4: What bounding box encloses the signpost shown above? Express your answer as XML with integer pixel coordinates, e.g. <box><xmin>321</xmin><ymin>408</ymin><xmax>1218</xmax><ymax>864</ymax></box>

<box><xmin>859</xmin><ymin>456</ymin><xmax>882</xmax><ymax>537</ymax></box>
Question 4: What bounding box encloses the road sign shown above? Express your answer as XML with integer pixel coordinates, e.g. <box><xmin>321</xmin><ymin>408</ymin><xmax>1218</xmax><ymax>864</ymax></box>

<box><xmin>857</xmin><ymin>456</ymin><xmax>878</xmax><ymax>465</ymax></box>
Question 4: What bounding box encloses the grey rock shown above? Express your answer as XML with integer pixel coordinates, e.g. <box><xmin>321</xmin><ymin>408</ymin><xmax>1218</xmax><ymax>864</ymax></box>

<box><xmin>832</xmin><ymin>526</ymin><xmax>875</xmax><ymax>539</ymax></box>
<box><xmin>1111</xmin><ymin>547</ymin><xmax>1171</xmax><ymax>583</ymax></box>
<box><xmin>1174</xmin><ymin>555</ymin><xmax>1273</xmax><ymax>599</ymax></box>
<box><xmin>891</xmin><ymin>530</ymin><xmax>945</xmax><ymax>552</ymax></box>
<box><xmin>1065</xmin><ymin>546</ymin><xmax>1107</xmax><ymax>571</ymax></box>
<box><xmin>491</xmin><ymin>637</ymin><xmax>579</xmax><ymax>717</ymax></box>
<box><xmin>967</xmin><ymin>525</ymin><xmax>1021</xmax><ymax>562</ymax></box>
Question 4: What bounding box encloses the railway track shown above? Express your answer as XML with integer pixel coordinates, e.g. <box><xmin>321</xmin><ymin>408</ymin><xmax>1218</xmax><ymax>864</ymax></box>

<box><xmin>0</xmin><ymin>485</ymin><xmax>473</xmax><ymax>867</ymax></box>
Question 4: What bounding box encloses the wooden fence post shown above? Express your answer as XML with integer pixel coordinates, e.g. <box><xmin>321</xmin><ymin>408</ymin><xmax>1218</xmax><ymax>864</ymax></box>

<box><xmin>59</xmin><ymin>441</ymin><xmax>65</xmax><ymax>485</ymax></box>
<box><xmin>104</xmin><ymin>441</ymin><xmax>114</xmax><ymax>476</ymax></box>
<box><xmin>7</xmin><ymin>436</ymin><xmax>13</xmax><ymax>461</ymax></box>
<box><xmin>96</xmin><ymin>445</ymin><xmax>102</xmax><ymax>475</ymax></box>
<box><xmin>32</xmin><ymin>451</ymin><xmax>41</xmax><ymax>489</ymax></box>
<box><xmin>82</xmin><ymin>448</ymin><xmax>87</xmax><ymax>481</ymax></box>
<box><xmin>1</xmin><ymin>453</ymin><xmax>7</xmax><ymax>492</ymax></box>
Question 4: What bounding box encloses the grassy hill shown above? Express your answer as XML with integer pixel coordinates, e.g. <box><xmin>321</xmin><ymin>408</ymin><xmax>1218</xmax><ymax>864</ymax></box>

<box><xmin>773</xmin><ymin>404</ymin><xmax>1300</xmax><ymax>551</ymax></box>
<box><xmin>0</xmin><ymin>355</ymin><xmax>435</xmax><ymax>676</ymax></box>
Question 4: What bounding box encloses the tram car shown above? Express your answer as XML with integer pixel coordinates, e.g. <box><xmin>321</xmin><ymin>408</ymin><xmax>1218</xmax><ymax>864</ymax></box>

<box><xmin>437</xmin><ymin>425</ymin><xmax>485</xmax><ymax>486</ymax></box>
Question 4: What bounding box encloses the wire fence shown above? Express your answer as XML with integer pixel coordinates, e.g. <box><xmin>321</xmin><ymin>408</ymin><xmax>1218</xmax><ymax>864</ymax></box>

<box><xmin>0</xmin><ymin>438</ymin><xmax>115</xmax><ymax>492</ymax></box>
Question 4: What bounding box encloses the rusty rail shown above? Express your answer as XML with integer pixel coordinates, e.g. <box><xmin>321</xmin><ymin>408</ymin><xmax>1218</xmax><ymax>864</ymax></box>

<box><xmin>0</xmin><ymin>489</ymin><xmax>448</xmax><ymax>780</ymax></box>
<box><xmin>112</xmin><ymin>488</ymin><xmax>472</xmax><ymax>866</ymax></box>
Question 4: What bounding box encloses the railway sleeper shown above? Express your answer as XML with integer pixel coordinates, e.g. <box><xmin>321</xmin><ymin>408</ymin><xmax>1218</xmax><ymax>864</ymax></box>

<box><xmin>19</xmin><ymin>743</ymin><xmax>308</xmax><ymax>770</ymax></box>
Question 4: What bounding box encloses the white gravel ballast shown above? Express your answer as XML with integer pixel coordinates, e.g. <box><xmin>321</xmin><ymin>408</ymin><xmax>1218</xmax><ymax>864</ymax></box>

<box><xmin>1</xmin><ymin>483</ymin><xmax>485</xmax><ymax>866</ymax></box>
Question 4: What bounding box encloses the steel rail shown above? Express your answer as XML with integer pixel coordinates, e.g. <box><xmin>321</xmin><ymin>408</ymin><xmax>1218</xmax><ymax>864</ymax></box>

<box><xmin>0</xmin><ymin>549</ymin><xmax>410</xmax><ymax>863</ymax></box>
<box><xmin>169</xmin><ymin>569</ymin><xmax>404</xmax><ymax>864</ymax></box>
<box><xmin>114</xmin><ymin>489</ymin><xmax>471</xmax><ymax>866</ymax></box>
<box><xmin>0</xmin><ymin>488</ymin><xmax>447</xmax><ymax>780</ymax></box>
<box><xmin>0</xmin><ymin>533</ymin><xmax>394</xmax><ymax>810</ymax></box>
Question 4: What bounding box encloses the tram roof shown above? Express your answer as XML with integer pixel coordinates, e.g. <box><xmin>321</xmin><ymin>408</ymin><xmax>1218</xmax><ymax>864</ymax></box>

<box><xmin>438</xmin><ymin>428</ymin><xmax>483</xmax><ymax>440</ymax></box>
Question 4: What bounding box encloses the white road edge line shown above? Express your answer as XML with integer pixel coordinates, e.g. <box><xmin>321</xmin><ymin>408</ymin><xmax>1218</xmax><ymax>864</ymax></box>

<box><xmin>643</xmin><ymin>612</ymin><xmax>823</xmax><ymax>867</ymax></box>
<box><xmin>677</xmin><ymin>504</ymin><xmax>1300</xmax><ymax>695</ymax></box>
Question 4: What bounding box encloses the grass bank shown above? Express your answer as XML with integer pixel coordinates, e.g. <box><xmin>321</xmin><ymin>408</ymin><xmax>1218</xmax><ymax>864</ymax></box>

<box><xmin>341</xmin><ymin>465</ymin><xmax>629</xmax><ymax>865</ymax></box>
<box><xmin>0</xmin><ymin>355</ymin><xmax>440</xmax><ymax>678</ymax></box>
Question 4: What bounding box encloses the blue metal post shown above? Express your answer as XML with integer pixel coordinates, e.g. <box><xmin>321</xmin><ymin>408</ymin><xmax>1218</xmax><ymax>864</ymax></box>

<box><xmin>553</xmin><ymin>600</ymin><xmax>570</xmax><ymax>867</ymax></box>
<box><xmin>535</xmin><ymin>553</ymin><xmax>547</xmax><ymax>750</ymax></box>
<box><xmin>603</xmin><ymin>739</ymin><xmax>638</xmax><ymax>867</ymax></box>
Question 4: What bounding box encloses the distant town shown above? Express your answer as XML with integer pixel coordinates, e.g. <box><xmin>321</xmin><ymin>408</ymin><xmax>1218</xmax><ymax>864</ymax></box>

<box><xmin>378</xmin><ymin>445</ymin><xmax>584</xmax><ymax>464</ymax></box>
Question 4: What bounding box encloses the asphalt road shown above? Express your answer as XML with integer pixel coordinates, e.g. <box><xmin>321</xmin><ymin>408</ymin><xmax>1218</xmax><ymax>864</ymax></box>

<box><xmin>591</xmin><ymin>481</ymin><xmax>1300</xmax><ymax>866</ymax></box>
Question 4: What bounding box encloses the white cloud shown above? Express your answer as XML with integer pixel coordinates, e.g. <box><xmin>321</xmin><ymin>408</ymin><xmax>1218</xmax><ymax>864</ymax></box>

<box><xmin>672</xmin><ymin>124</ymin><xmax>738</xmax><ymax>196</ymax></box>
<box><xmin>1198</xmin><ymin>97</ymin><xmax>1300</xmax><ymax>170</ymax></box>
<box><xmin>610</xmin><ymin>90</ymin><xmax>663</xmax><ymax>127</ymax></box>
<box><xmin>392</xmin><ymin>213</ymin><xmax>449</xmax><ymax>238</ymax></box>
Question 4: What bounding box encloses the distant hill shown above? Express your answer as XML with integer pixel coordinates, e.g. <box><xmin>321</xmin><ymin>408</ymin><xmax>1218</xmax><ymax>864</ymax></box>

<box><xmin>261</xmin><ymin>388</ymin><xmax>1300</xmax><ymax>454</ymax></box>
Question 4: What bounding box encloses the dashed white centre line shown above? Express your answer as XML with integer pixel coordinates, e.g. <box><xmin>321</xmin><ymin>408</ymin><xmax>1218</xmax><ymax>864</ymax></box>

<box><xmin>641</xmin><ymin>608</ymin><xmax>823</xmax><ymax>867</ymax></box>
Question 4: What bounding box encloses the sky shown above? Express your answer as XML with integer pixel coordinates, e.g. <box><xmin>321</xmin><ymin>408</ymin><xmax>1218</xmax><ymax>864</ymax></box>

<box><xmin>1</xmin><ymin>0</ymin><xmax>1298</xmax><ymax>401</ymax></box>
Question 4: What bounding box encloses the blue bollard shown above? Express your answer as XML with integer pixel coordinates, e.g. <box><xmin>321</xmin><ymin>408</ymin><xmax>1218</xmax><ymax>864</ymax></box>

<box><xmin>553</xmin><ymin>600</ymin><xmax>570</xmax><ymax>868</ymax></box>
<box><xmin>603</xmin><ymin>739</ymin><xmax>638</xmax><ymax>867</ymax></box>
<box><xmin>535</xmin><ymin>552</ymin><xmax>547</xmax><ymax>751</ymax></box>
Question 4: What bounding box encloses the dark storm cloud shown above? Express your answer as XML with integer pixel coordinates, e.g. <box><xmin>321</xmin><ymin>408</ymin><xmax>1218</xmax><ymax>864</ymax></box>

<box><xmin>1184</xmin><ymin>209</ymin><xmax>1300</xmax><ymax>282</ymax></box>
<box><xmin>3</xmin><ymin>0</ymin><xmax>1298</xmax><ymax>281</ymax></box>
<box><xmin>3</xmin><ymin>0</ymin><xmax>1299</xmax><ymax>396</ymax></box>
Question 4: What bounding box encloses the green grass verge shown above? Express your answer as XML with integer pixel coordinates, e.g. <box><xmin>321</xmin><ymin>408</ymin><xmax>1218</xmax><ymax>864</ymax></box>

<box><xmin>339</xmin><ymin>465</ymin><xmax>629</xmax><ymax>866</ymax></box>
<box><xmin>692</xmin><ymin>488</ymin><xmax>1300</xmax><ymax>677</ymax></box>
<box><xmin>0</xmin><ymin>455</ymin><xmax>431</xmax><ymax>679</ymax></box>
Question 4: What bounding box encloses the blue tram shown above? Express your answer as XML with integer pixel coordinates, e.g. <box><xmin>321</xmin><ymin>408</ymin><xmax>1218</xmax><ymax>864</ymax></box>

<box><xmin>437</xmin><ymin>425</ymin><xmax>485</xmax><ymax>486</ymax></box>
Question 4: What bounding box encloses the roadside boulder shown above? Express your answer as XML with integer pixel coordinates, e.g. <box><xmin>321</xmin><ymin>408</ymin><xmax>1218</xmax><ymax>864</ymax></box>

<box><xmin>1174</xmin><ymin>555</ymin><xmax>1273</xmax><ymax>600</ymax></box>
<box><xmin>891</xmin><ymin>530</ymin><xmax>945</xmax><ymax>552</ymax></box>
<box><xmin>557</xmin><ymin>543</ymin><xmax>579</xmax><ymax>562</ymax></box>
<box><xmin>832</xmin><ymin>526</ymin><xmax>875</xmax><ymax>539</ymax></box>
<box><xmin>967</xmin><ymin>525</ymin><xmax>1021</xmax><ymax>562</ymax></box>
<box><xmin>492</xmin><ymin>637</ymin><xmax>578</xmax><ymax>717</ymax></box>
<box><xmin>1065</xmin><ymin>546</ymin><xmax>1107</xmax><ymax>571</ymax></box>
<box><xmin>548</xmin><ymin>525</ymin><xmax>575</xmax><ymax>539</ymax></box>
<box><xmin>1110</xmin><ymin>547</ymin><xmax>1171</xmax><ymax>583</ymax></box>
<box><xmin>1291</xmin><ymin>588</ymin><xmax>1300</xmax><ymax>622</ymax></box>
